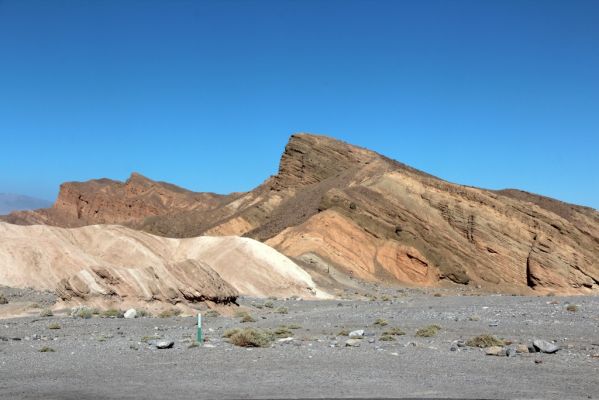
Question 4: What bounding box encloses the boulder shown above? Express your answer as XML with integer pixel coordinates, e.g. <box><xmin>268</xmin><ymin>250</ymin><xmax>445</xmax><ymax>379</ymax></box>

<box><xmin>533</xmin><ymin>339</ymin><xmax>559</xmax><ymax>354</ymax></box>
<box><xmin>124</xmin><ymin>309</ymin><xmax>137</xmax><ymax>319</ymax></box>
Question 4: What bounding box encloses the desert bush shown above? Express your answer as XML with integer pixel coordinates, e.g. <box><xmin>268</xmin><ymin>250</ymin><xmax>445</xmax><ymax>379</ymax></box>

<box><xmin>274</xmin><ymin>326</ymin><xmax>292</xmax><ymax>338</ymax></box>
<box><xmin>381</xmin><ymin>295</ymin><xmax>391</xmax><ymax>301</ymax></box>
<box><xmin>465</xmin><ymin>334</ymin><xmax>505</xmax><ymax>348</ymax></box>
<box><xmin>373</xmin><ymin>318</ymin><xmax>388</xmax><ymax>326</ymax></box>
<box><xmin>275</xmin><ymin>307</ymin><xmax>288</xmax><ymax>314</ymax></box>
<box><xmin>227</xmin><ymin>328</ymin><xmax>274</xmax><ymax>348</ymax></box>
<box><xmin>287</xmin><ymin>323</ymin><xmax>301</xmax><ymax>329</ymax></box>
<box><xmin>39</xmin><ymin>346</ymin><xmax>55</xmax><ymax>353</ymax></box>
<box><xmin>71</xmin><ymin>306</ymin><xmax>93</xmax><ymax>319</ymax></box>
<box><xmin>382</xmin><ymin>327</ymin><xmax>405</xmax><ymax>336</ymax></box>
<box><xmin>0</xmin><ymin>293</ymin><xmax>8</xmax><ymax>304</ymax></box>
<box><xmin>204</xmin><ymin>309</ymin><xmax>220</xmax><ymax>317</ymax></box>
<box><xmin>136</xmin><ymin>309</ymin><xmax>152</xmax><ymax>318</ymax></box>
<box><xmin>47</xmin><ymin>322</ymin><xmax>61</xmax><ymax>330</ymax></box>
<box><xmin>241</xmin><ymin>314</ymin><xmax>256</xmax><ymax>323</ymax></box>
<box><xmin>415</xmin><ymin>325</ymin><xmax>441</xmax><ymax>337</ymax></box>
<box><xmin>337</xmin><ymin>329</ymin><xmax>350</xmax><ymax>336</ymax></box>
<box><xmin>263</xmin><ymin>301</ymin><xmax>274</xmax><ymax>309</ymax></box>
<box><xmin>40</xmin><ymin>308</ymin><xmax>54</xmax><ymax>317</ymax></box>
<box><xmin>566</xmin><ymin>304</ymin><xmax>578</xmax><ymax>312</ymax></box>
<box><xmin>158</xmin><ymin>308</ymin><xmax>181</xmax><ymax>318</ymax></box>
<box><xmin>433</xmin><ymin>293</ymin><xmax>442</xmax><ymax>297</ymax></box>
<box><xmin>100</xmin><ymin>308</ymin><xmax>124</xmax><ymax>318</ymax></box>
<box><xmin>379</xmin><ymin>334</ymin><xmax>396</xmax><ymax>341</ymax></box>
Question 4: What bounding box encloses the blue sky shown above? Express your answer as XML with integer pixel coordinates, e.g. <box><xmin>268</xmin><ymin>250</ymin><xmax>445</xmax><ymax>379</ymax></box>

<box><xmin>0</xmin><ymin>0</ymin><xmax>597</xmax><ymax>209</ymax></box>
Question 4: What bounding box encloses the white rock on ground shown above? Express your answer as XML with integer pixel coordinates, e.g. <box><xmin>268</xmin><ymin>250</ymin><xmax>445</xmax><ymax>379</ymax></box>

<box><xmin>124</xmin><ymin>309</ymin><xmax>137</xmax><ymax>319</ymax></box>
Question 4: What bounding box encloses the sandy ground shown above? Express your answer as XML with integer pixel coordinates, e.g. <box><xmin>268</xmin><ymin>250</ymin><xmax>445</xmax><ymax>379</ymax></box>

<box><xmin>1</xmin><ymin>289</ymin><xmax>599</xmax><ymax>399</ymax></box>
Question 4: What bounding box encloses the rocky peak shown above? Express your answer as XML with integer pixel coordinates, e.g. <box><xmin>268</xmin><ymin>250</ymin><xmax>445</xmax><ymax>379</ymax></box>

<box><xmin>271</xmin><ymin>133</ymin><xmax>380</xmax><ymax>190</ymax></box>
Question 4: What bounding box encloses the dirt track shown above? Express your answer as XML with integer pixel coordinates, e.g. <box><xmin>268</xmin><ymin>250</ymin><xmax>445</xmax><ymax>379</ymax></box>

<box><xmin>1</xmin><ymin>291</ymin><xmax>598</xmax><ymax>399</ymax></box>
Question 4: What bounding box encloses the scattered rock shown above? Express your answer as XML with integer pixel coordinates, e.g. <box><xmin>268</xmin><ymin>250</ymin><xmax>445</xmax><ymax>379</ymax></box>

<box><xmin>368</xmin><ymin>338</ymin><xmax>375</xmax><ymax>344</ymax></box>
<box><xmin>533</xmin><ymin>339</ymin><xmax>560</xmax><ymax>354</ymax></box>
<box><xmin>124</xmin><ymin>309</ymin><xmax>137</xmax><ymax>319</ymax></box>
<box><xmin>345</xmin><ymin>339</ymin><xmax>361</xmax><ymax>347</ymax></box>
<box><xmin>516</xmin><ymin>344</ymin><xmax>529</xmax><ymax>354</ymax></box>
<box><xmin>485</xmin><ymin>346</ymin><xmax>504</xmax><ymax>356</ymax></box>
<box><xmin>506</xmin><ymin>348</ymin><xmax>517</xmax><ymax>357</ymax></box>
<box><xmin>535</xmin><ymin>359</ymin><xmax>543</xmax><ymax>364</ymax></box>
<box><xmin>348</xmin><ymin>330</ymin><xmax>364</xmax><ymax>338</ymax></box>
<box><xmin>156</xmin><ymin>340</ymin><xmax>175</xmax><ymax>349</ymax></box>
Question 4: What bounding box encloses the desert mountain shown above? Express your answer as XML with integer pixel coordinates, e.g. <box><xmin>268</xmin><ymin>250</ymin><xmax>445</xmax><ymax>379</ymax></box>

<box><xmin>0</xmin><ymin>193</ymin><xmax>52</xmax><ymax>215</ymax></box>
<box><xmin>0</xmin><ymin>222</ymin><xmax>325</xmax><ymax>311</ymax></box>
<box><xmin>3</xmin><ymin>133</ymin><xmax>598</xmax><ymax>294</ymax></box>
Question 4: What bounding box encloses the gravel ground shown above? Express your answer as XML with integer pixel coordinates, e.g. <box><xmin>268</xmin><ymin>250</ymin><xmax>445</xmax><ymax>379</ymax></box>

<box><xmin>1</xmin><ymin>291</ymin><xmax>599</xmax><ymax>399</ymax></box>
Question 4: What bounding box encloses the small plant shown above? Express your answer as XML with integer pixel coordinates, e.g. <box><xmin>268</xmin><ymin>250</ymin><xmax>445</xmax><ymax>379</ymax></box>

<box><xmin>39</xmin><ymin>346</ymin><xmax>55</xmax><ymax>352</ymax></box>
<box><xmin>254</xmin><ymin>303</ymin><xmax>264</xmax><ymax>309</ymax></box>
<box><xmin>465</xmin><ymin>334</ymin><xmax>505</xmax><ymax>348</ymax></box>
<box><xmin>136</xmin><ymin>309</ymin><xmax>152</xmax><ymax>318</ymax></box>
<box><xmin>381</xmin><ymin>295</ymin><xmax>391</xmax><ymax>301</ymax></box>
<box><xmin>379</xmin><ymin>334</ymin><xmax>396</xmax><ymax>341</ymax></box>
<box><xmin>566</xmin><ymin>304</ymin><xmax>578</xmax><ymax>312</ymax></box>
<box><xmin>226</xmin><ymin>328</ymin><xmax>274</xmax><ymax>348</ymax></box>
<box><xmin>40</xmin><ymin>308</ymin><xmax>54</xmax><ymax>317</ymax></box>
<box><xmin>263</xmin><ymin>301</ymin><xmax>274</xmax><ymax>309</ymax></box>
<box><xmin>337</xmin><ymin>329</ymin><xmax>350</xmax><ymax>336</ymax></box>
<box><xmin>373</xmin><ymin>318</ymin><xmax>388</xmax><ymax>326</ymax></box>
<box><xmin>382</xmin><ymin>327</ymin><xmax>406</xmax><ymax>336</ymax></box>
<box><xmin>72</xmin><ymin>307</ymin><xmax>93</xmax><ymax>319</ymax></box>
<box><xmin>241</xmin><ymin>314</ymin><xmax>256</xmax><ymax>323</ymax></box>
<box><xmin>29</xmin><ymin>302</ymin><xmax>41</xmax><ymax>309</ymax></box>
<box><xmin>140</xmin><ymin>335</ymin><xmax>161</xmax><ymax>343</ymax></box>
<box><xmin>275</xmin><ymin>307</ymin><xmax>288</xmax><ymax>314</ymax></box>
<box><xmin>433</xmin><ymin>293</ymin><xmax>442</xmax><ymax>297</ymax></box>
<box><xmin>274</xmin><ymin>326</ymin><xmax>292</xmax><ymax>338</ymax></box>
<box><xmin>288</xmin><ymin>323</ymin><xmax>301</xmax><ymax>330</ymax></box>
<box><xmin>204</xmin><ymin>310</ymin><xmax>220</xmax><ymax>317</ymax></box>
<box><xmin>158</xmin><ymin>308</ymin><xmax>181</xmax><ymax>318</ymax></box>
<box><xmin>415</xmin><ymin>325</ymin><xmax>441</xmax><ymax>337</ymax></box>
<box><xmin>100</xmin><ymin>308</ymin><xmax>124</xmax><ymax>318</ymax></box>
<box><xmin>235</xmin><ymin>311</ymin><xmax>255</xmax><ymax>322</ymax></box>
<box><xmin>47</xmin><ymin>322</ymin><xmax>61</xmax><ymax>330</ymax></box>
<box><xmin>222</xmin><ymin>328</ymin><xmax>241</xmax><ymax>338</ymax></box>
<box><xmin>0</xmin><ymin>293</ymin><xmax>8</xmax><ymax>304</ymax></box>
<box><xmin>268</xmin><ymin>296</ymin><xmax>278</xmax><ymax>301</ymax></box>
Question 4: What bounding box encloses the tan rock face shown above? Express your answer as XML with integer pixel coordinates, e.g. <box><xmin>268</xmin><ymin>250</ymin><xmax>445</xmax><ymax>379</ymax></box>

<box><xmin>0</xmin><ymin>222</ymin><xmax>326</xmax><ymax>308</ymax></box>
<box><xmin>3</xmin><ymin>133</ymin><xmax>598</xmax><ymax>294</ymax></box>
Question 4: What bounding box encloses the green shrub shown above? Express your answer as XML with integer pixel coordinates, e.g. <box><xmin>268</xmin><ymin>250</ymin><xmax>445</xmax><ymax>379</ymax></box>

<box><xmin>288</xmin><ymin>323</ymin><xmax>301</xmax><ymax>330</ymax></box>
<box><xmin>241</xmin><ymin>314</ymin><xmax>256</xmax><ymax>323</ymax></box>
<box><xmin>39</xmin><ymin>346</ymin><xmax>55</xmax><ymax>352</ymax></box>
<box><xmin>263</xmin><ymin>301</ymin><xmax>274</xmax><ymax>309</ymax></box>
<box><xmin>40</xmin><ymin>308</ymin><xmax>54</xmax><ymax>317</ymax></box>
<box><xmin>100</xmin><ymin>309</ymin><xmax>124</xmax><ymax>318</ymax></box>
<box><xmin>275</xmin><ymin>307</ymin><xmax>288</xmax><ymax>314</ymax></box>
<box><xmin>415</xmin><ymin>325</ymin><xmax>441</xmax><ymax>337</ymax></box>
<box><xmin>47</xmin><ymin>322</ymin><xmax>61</xmax><ymax>330</ymax></box>
<box><xmin>382</xmin><ymin>327</ymin><xmax>405</xmax><ymax>336</ymax></box>
<box><xmin>158</xmin><ymin>308</ymin><xmax>181</xmax><ymax>318</ymax></box>
<box><xmin>373</xmin><ymin>318</ymin><xmax>388</xmax><ymax>326</ymax></box>
<box><xmin>337</xmin><ymin>329</ymin><xmax>350</xmax><ymax>336</ymax></box>
<box><xmin>566</xmin><ymin>304</ymin><xmax>578</xmax><ymax>312</ymax></box>
<box><xmin>222</xmin><ymin>328</ymin><xmax>241</xmax><ymax>338</ymax></box>
<box><xmin>72</xmin><ymin>307</ymin><xmax>93</xmax><ymax>319</ymax></box>
<box><xmin>226</xmin><ymin>328</ymin><xmax>274</xmax><ymax>348</ymax></box>
<box><xmin>204</xmin><ymin>310</ymin><xmax>220</xmax><ymax>317</ymax></box>
<box><xmin>136</xmin><ymin>309</ymin><xmax>152</xmax><ymax>318</ymax></box>
<box><xmin>0</xmin><ymin>293</ymin><xmax>8</xmax><ymax>304</ymax></box>
<box><xmin>274</xmin><ymin>326</ymin><xmax>292</xmax><ymax>338</ymax></box>
<box><xmin>379</xmin><ymin>334</ymin><xmax>396</xmax><ymax>341</ymax></box>
<box><xmin>465</xmin><ymin>334</ymin><xmax>505</xmax><ymax>348</ymax></box>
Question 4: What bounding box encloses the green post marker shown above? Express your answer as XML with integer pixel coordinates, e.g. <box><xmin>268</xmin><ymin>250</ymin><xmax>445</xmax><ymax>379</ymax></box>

<box><xmin>197</xmin><ymin>313</ymin><xmax>204</xmax><ymax>343</ymax></box>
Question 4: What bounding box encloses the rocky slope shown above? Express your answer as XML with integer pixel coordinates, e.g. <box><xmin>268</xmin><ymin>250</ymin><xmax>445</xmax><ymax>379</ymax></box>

<box><xmin>0</xmin><ymin>222</ymin><xmax>325</xmax><ymax>311</ymax></box>
<box><xmin>3</xmin><ymin>133</ymin><xmax>598</xmax><ymax>294</ymax></box>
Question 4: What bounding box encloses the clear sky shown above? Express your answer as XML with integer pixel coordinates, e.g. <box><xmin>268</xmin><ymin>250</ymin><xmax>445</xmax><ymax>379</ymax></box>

<box><xmin>0</xmin><ymin>0</ymin><xmax>597</xmax><ymax>209</ymax></box>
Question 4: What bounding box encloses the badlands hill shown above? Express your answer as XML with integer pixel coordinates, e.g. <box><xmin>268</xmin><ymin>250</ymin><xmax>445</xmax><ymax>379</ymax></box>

<box><xmin>0</xmin><ymin>222</ymin><xmax>324</xmax><ymax>310</ymax></box>
<box><xmin>3</xmin><ymin>133</ymin><xmax>598</xmax><ymax>295</ymax></box>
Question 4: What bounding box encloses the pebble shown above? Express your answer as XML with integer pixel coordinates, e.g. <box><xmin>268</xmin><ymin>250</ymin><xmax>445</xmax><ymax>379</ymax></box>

<box><xmin>533</xmin><ymin>339</ymin><xmax>560</xmax><ymax>354</ymax></box>
<box><xmin>156</xmin><ymin>340</ymin><xmax>175</xmax><ymax>349</ymax></box>
<box><xmin>348</xmin><ymin>330</ymin><xmax>364</xmax><ymax>338</ymax></box>
<box><xmin>485</xmin><ymin>346</ymin><xmax>504</xmax><ymax>356</ymax></box>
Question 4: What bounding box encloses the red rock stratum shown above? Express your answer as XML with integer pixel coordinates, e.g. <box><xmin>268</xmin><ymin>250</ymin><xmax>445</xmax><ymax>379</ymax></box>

<box><xmin>3</xmin><ymin>133</ymin><xmax>598</xmax><ymax>294</ymax></box>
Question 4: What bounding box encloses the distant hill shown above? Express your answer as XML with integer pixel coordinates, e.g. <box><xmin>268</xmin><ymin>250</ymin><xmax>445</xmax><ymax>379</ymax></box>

<box><xmin>0</xmin><ymin>193</ymin><xmax>52</xmax><ymax>215</ymax></box>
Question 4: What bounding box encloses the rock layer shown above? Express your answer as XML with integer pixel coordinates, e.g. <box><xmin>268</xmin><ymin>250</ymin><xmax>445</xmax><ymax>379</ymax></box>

<box><xmin>2</xmin><ymin>133</ymin><xmax>598</xmax><ymax>294</ymax></box>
